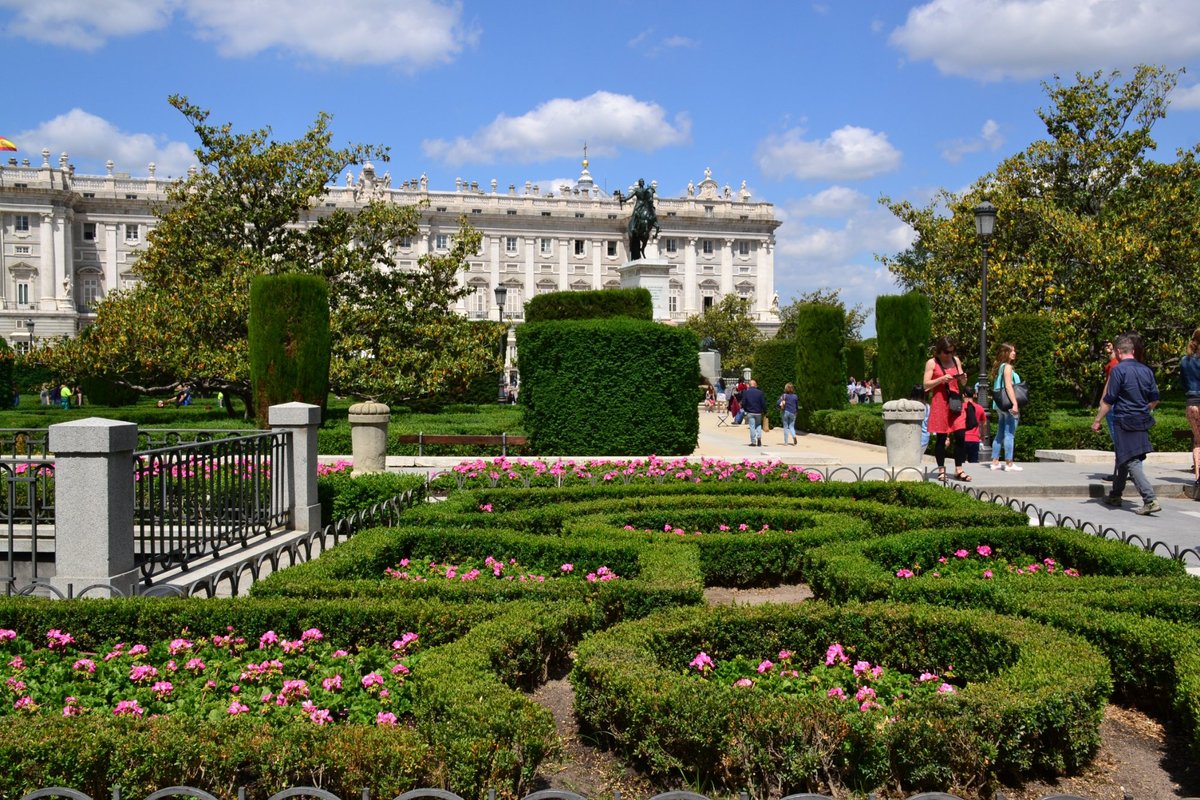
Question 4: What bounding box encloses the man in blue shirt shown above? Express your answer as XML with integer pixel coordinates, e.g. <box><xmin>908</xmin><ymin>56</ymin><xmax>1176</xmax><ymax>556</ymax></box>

<box><xmin>1091</xmin><ymin>333</ymin><xmax>1161</xmax><ymax>515</ymax></box>
<box><xmin>740</xmin><ymin>379</ymin><xmax>767</xmax><ymax>447</ymax></box>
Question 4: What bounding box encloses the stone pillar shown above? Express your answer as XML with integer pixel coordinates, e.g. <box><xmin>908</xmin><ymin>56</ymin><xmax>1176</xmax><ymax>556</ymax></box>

<box><xmin>348</xmin><ymin>401</ymin><xmax>390</xmax><ymax>475</ymax></box>
<box><xmin>269</xmin><ymin>402</ymin><xmax>322</xmax><ymax>532</ymax></box>
<box><xmin>882</xmin><ymin>399</ymin><xmax>927</xmax><ymax>478</ymax></box>
<box><xmin>48</xmin><ymin>418</ymin><xmax>139</xmax><ymax>597</ymax></box>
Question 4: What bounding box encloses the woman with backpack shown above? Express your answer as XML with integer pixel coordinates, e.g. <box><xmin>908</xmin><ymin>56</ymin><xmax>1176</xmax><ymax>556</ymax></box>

<box><xmin>923</xmin><ymin>336</ymin><xmax>969</xmax><ymax>482</ymax></box>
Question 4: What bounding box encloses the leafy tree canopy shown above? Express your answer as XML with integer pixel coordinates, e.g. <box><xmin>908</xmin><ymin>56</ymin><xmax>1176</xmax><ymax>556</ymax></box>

<box><xmin>35</xmin><ymin>96</ymin><xmax>499</xmax><ymax>414</ymax></box>
<box><xmin>775</xmin><ymin>288</ymin><xmax>867</xmax><ymax>342</ymax></box>
<box><xmin>880</xmin><ymin>65</ymin><xmax>1200</xmax><ymax>403</ymax></box>
<box><xmin>683</xmin><ymin>295</ymin><xmax>763</xmax><ymax>370</ymax></box>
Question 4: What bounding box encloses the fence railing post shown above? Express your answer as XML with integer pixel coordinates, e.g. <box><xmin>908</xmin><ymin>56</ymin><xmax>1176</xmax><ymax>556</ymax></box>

<box><xmin>268</xmin><ymin>402</ymin><xmax>321</xmax><ymax>533</ymax></box>
<box><xmin>48</xmin><ymin>418</ymin><xmax>139</xmax><ymax>597</ymax></box>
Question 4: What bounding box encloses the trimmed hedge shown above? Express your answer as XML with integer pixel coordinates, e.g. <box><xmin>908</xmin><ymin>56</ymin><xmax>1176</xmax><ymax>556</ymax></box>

<box><xmin>518</xmin><ymin>318</ymin><xmax>699</xmax><ymax>455</ymax></box>
<box><xmin>876</xmin><ymin>292</ymin><xmax>932</xmax><ymax>401</ymax></box>
<box><xmin>317</xmin><ymin>469</ymin><xmax>426</xmax><ymax>523</ymax></box>
<box><xmin>753</xmin><ymin>338</ymin><xmax>796</xmax><ymax>428</ymax></box>
<box><xmin>0</xmin><ymin>596</ymin><xmax>574</xmax><ymax>800</ymax></box>
<box><xmin>993</xmin><ymin>312</ymin><xmax>1055</xmax><ymax>425</ymax></box>
<box><xmin>572</xmin><ymin>601</ymin><xmax>1111</xmax><ymax>796</ymax></box>
<box><xmin>524</xmin><ymin>287</ymin><xmax>653</xmax><ymax>322</ymax></box>
<box><xmin>793</xmin><ymin>303</ymin><xmax>847</xmax><ymax>429</ymax></box>
<box><xmin>249</xmin><ymin>272</ymin><xmax>331</xmax><ymax>427</ymax></box>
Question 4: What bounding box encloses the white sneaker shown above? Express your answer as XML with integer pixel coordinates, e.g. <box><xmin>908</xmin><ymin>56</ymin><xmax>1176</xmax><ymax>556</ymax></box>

<box><xmin>1004</xmin><ymin>463</ymin><xmax>1023</xmax><ymax>471</ymax></box>
<box><xmin>989</xmin><ymin>463</ymin><xmax>1003</xmax><ymax>470</ymax></box>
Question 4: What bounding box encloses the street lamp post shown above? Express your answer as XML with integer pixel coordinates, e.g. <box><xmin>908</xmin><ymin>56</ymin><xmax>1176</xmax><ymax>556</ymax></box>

<box><xmin>973</xmin><ymin>200</ymin><xmax>997</xmax><ymax>458</ymax></box>
<box><xmin>494</xmin><ymin>285</ymin><xmax>508</xmax><ymax>404</ymax></box>
<box><xmin>25</xmin><ymin>317</ymin><xmax>35</xmax><ymax>351</ymax></box>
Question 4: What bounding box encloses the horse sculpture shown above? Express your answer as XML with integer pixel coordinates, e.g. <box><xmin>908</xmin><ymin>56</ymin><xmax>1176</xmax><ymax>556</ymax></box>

<box><xmin>614</xmin><ymin>179</ymin><xmax>661</xmax><ymax>261</ymax></box>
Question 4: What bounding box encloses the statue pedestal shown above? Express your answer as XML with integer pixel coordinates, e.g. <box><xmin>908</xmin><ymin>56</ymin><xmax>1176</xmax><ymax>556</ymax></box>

<box><xmin>619</xmin><ymin>258</ymin><xmax>671</xmax><ymax>321</ymax></box>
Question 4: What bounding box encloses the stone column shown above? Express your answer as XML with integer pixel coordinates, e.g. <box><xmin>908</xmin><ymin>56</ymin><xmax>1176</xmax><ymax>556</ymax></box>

<box><xmin>269</xmin><ymin>402</ymin><xmax>322</xmax><ymax>532</ymax></box>
<box><xmin>48</xmin><ymin>418</ymin><xmax>139</xmax><ymax>597</ymax></box>
<box><xmin>348</xmin><ymin>401</ymin><xmax>390</xmax><ymax>475</ymax></box>
<box><xmin>882</xmin><ymin>399</ymin><xmax>928</xmax><ymax>479</ymax></box>
<box><xmin>39</xmin><ymin>213</ymin><xmax>56</xmax><ymax>307</ymax></box>
<box><xmin>684</xmin><ymin>237</ymin><xmax>698</xmax><ymax>314</ymax></box>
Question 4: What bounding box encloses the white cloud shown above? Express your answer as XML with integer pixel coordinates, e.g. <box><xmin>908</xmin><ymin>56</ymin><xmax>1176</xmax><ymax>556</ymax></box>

<box><xmin>0</xmin><ymin>0</ymin><xmax>474</xmax><ymax>69</ymax></box>
<box><xmin>1174</xmin><ymin>83</ymin><xmax>1200</xmax><ymax>110</ymax></box>
<box><xmin>756</xmin><ymin>125</ymin><xmax>901</xmax><ymax>181</ymax></box>
<box><xmin>183</xmin><ymin>0</ymin><xmax>474</xmax><ymax>68</ymax></box>
<box><xmin>0</xmin><ymin>0</ymin><xmax>174</xmax><ymax>50</ymax></box>
<box><xmin>627</xmin><ymin>28</ymin><xmax>698</xmax><ymax>56</ymax></box>
<box><xmin>16</xmin><ymin>109</ymin><xmax>195</xmax><ymax>178</ymax></box>
<box><xmin>422</xmin><ymin>91</ymin><xmax>692</xmax><ymax>166</ymax></box>
<box><xmin>891</xmin><ymin>0</ymin><xmax>1200</xmax><ymax>81</ymax></box>
<box><xmin>772</xmin><ymin>189</ymin><xmax>915</xmax><ymax>332</ymax></box>
<box><xmin>940</xmin><ymin>119</ymin><xmax>1005</xmax><ymax>163</ymax></box>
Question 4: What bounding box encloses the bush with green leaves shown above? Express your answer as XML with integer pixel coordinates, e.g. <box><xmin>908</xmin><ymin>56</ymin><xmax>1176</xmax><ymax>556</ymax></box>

<box><xmin>876</xmin><ymin>292</ymin><xmax>932</xmax><ymax>401</ymax></box>
<box><xmin>753</xmin><ymin>338</ymin><xmax>796</xmax><ymax>427</ymax></box>
<box><xmin>572</xmin><ymin>601</ymin><xmax>1111</xmax><ymax>796</ymax></box>
<box><xmin>524</xmin><ymin>287</ymin><xmax>652</xmax><ymax>322</ymax></box>
<box><xmin>993</xmin><ymin>312</ymin><xmax>1055</xmax><ymax>424</ymax></box>
<box><xmin>518</xmin><ymin>318</ymin><xmax>699</xmax><ymax>455</ymax></box>
<box><xmin>249</xmin><ymin>272</ymin><xmax>331</xmax><ymax>427</ymax></box>
<box><xmin>793</xmin><ymin>303</ymin><xmax>847</xmax><ymax>429</ymax></box>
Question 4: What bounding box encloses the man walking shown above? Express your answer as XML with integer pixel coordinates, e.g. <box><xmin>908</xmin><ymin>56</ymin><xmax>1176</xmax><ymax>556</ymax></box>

<box><xmin>740</xmin><ymin>379</ymin><xmax>767</xmax><ymax>447</ymax></box>
<box><xmin>1091</xmin><ymin>333</ymin><xmax>1161</xmax><ymax>515</ymax></box>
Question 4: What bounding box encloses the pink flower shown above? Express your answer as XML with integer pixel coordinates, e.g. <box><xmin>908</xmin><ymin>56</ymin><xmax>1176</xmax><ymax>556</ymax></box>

<box><xmin>376</xmin><ymin>711</ymin><xmax>399</xmax><ymax>726</ymax></box>
<box><xmin>855</xmin><ymin>686</ymin><xmax>877</xmax><ymax>702</ymax></box>
<box><xmin>827</xmin><ymin>687</ymin><xmax>846</xmax><ymax>699</ymax></box>
<box><xmin>168</xmin><ymin>638</ymin><xmax>193</xmax><ymax>655</ymax></box>
<box><xmin>227</xmin><ymin>700</ymin><xmax>250</xmax><ymax>715</ymax></box>
<box><xmin>918</xmin><ymin>672</ymin><xmax>939</xmax><ymax>683</ymax></box>
<box><xmin>479</xmin><ymin>504</ymin><xmax>493</xmax><ymax>513</ymax></box>
<box><xmin>853</xmin><ymin>660</ymin><xmax>872</xmax><ymax>677</ymax></box>
<box><xmin>983</xmin><ymin>570</ymin><xmax>993</xmax><ymax>579</ymax></box>
<box><xmin>976</xmin><ymin>545</ymin><xmax>993</xmax><ymax>557</ymax></box>
<box><xmin>129</xmin><ymin>664</ymin><xmax>159</xmax><ymax>683</ymax></box>
<box><xmin>825</xmin><ymin>643</ymin><xmax>849</xmax><ymax>666</ymax></box>
<box><xmin>361</xmin><ymin>672</ymin><xmax>385</xmax><ymax>690</ymax></box>
<box><xmin>14</xmin><ymin>695</ymin><xmax>37</xmax><ymax>712</ymax></box>
<box><xmin>46</xmin><ymin>629</ymin><xmax>75</xmax><ymax>649</ymax></box>
<box><xmin>937</xmin><ymin>683</ymin><xmax>957</xmax><ymax>694</ymax></box>
<box><xmin>954</xmin><ymin>549</ymin><xmax>969</xmax><ymax>559</ymax></box>
<box><xmin>756</xmin><ymin>660</ymin><xmax>773</xmax><ymax>674</ymax></box>
<box><xmin>0</xmin><ymin>629</ymin><xmax>16</xmax><ymax>642</ymax></box>
<box><xmin>259</xmin><ymin>630</ymin><xmax>279</xmax><ymax>648</ymax></box>
<box><xmin>689</xmin><ymin>652</ymin><xmax>714</xmax><ymax>673</ymax></box>
<box><xmin>152</xmin><ymin>681</ymin><xmax>174</xmax><ymax>699</ymax></box>
<box><xmin>896</xmin><ymin>568</ymin><xmax>915</xmax><ymax>578</ymax></box>
<box><xmin>322</xmin><ymin>675</ymin><xmax>343</xmax><ymax>692</ymax></box>
<box><xmin>113</xmin><ymin>699</ymin><xmax>145</xmax><ymax>717</ymax></box>
<box><xmin>392</xmin><ymin>632</ymin><xmax>419</xmax><ymax>651</ymax></box>
<box><xmin>391</xmin><ymin>663</ymin><xmax>410</xmax><ymax>676</ymax></box>
<box><xmin>62</xmin><ymin>697</ymin><xmax>82</xmax><ymax>717</ymax></box>
<box><xmin>778</xmin><ymin>649</ymin><xmax>792</xmax><ymax>660</ymax></box>
<box><xmin>127</xmin><ymin>644</ymin><xmax>148</xmax><ymax>657</ymax></box>
<box><xmin>733</xmin><ymin>678</ymin><xmax>753</xmax><ymax>687</ymax></box>
<box><xmin>186</xmin><ymin>658</ymin><xmax>206</xmax><ymax>672</ymax></box>
<box><xmin>561</xmin><ymin>563</ymin><xmax>574</xmax><ymax>573</ymax></box>
<box><xmin>72</xmin><ymin>658</ymin><xmax>96</xmax><ymax>674</ymax></box>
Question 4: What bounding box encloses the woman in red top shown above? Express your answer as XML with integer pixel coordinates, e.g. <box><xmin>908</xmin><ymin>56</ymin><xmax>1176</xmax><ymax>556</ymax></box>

<box><xmin>923</xmin><ymin>336</ymin><xmax>969</xmax><ymax>481</ymax></box>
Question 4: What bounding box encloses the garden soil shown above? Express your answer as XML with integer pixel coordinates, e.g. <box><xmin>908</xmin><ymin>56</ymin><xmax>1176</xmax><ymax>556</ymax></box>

<box><xmin>528</xmin><ymin>583</ymin><xmax>1200</xmax><ymax>800</ymax></box>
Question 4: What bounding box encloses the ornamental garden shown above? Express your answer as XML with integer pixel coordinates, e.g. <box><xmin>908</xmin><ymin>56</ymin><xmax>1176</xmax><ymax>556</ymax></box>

<box><xmin>2</xmin><ymin>455</ymin><xmax>1199</xmax><ymax>800</ymax></box>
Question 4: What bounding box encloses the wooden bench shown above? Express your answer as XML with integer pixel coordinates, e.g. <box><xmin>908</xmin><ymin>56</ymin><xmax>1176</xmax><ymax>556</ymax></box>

<box><xmin>392</xmin><ymin>433</ymin><xmax>527</xmax><ymax>456</ymax></box>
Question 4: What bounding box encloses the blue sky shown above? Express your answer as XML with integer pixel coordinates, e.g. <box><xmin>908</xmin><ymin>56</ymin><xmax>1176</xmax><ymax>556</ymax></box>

<box><xmin>3</xmin><ymin>0</ymin><xmax>1199</xmax><ymax>335</ymax></box>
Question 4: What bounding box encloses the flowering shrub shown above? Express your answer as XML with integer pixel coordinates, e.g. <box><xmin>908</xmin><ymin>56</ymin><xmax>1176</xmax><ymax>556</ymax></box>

<box><xmin>433</xmin><ymin>455</ymin><xmax>824</xmax><ymax>491</ymax></box>
<box><xmin>625</xmin><ymin>521</ymin><xmax>793</xmax><ymax>537</ymax></box>
<box><xmin>892</xmin><ymin>543</ymin><xmax>1082</xmax><ymax>580</ymax></box>
<box><xmin>693</xmin><ymin>643</ymin><xmax>958</xmax><ymax>713</ymax></box>
<box><xmin>0</xmin><ymin>626</ymin><xmax>418</xmax><ymax>726</ymax></box>
<box><xmin>385</xmin><ymin>557</ymin><xmax>619</xmax><ymax>584</ymax></box>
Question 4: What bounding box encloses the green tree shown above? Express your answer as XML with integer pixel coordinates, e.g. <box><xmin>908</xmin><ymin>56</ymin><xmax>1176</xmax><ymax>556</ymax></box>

<box><xmin>881</xmin><ymin>65</ymin><xmax>1200</xmax><ymax>403</ymax></box>
<box><xmin>878</xmin><ymin>67</ymin><xmax>1195</xmax><ymax>407</ymax></box>
<box><xmin>683</xmin><ymin>295</ymin><xmax>763</xmax><ymax>370</ymax></box>
<box><xmin>34</xmin><ymin>96</ymin><xmax>498</xmax><ymax>414</ymax></box>
<box><xmin>775</xmin><ymin>288</ymin><xmax>867</xmax><ymax>341</ymax></box>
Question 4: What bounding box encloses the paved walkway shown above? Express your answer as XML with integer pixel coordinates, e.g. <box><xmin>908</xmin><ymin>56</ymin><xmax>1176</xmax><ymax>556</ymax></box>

<box><xmin>692</xmin><ymin>409</ymin><xmax>1200</xmax><ymax>563</ymax></box>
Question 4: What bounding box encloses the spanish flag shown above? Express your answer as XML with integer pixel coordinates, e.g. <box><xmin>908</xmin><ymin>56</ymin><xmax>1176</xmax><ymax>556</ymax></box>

<box><xmin>0</xmin><ymin>137</ymin><xmax>16</xmax><ymax>152</ymax></box>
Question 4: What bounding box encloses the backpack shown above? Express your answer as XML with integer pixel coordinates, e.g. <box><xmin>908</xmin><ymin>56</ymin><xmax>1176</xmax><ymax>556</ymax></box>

<box><xmin>965</xmin><ymin>402</ymin><xmax>978</xmax><ymax>431</ymax></box>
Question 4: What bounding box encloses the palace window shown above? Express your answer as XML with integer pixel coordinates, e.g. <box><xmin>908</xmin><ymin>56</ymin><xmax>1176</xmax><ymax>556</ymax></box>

<box><xmin>665</xmin><ymin>238</ymin><xmax>677</xmax><ymax>253</ymax></box>
<box><xmin>507</xmin><ymin>209</ymin><xmax>518</xmax><ymax>215</ymax></box>
<box><xmin>737</xmin><ymin>241</ymin><xmax>750</xmax><ymax>256</ymax></box>
<box><xmin>398</xmin><ymin>236</ymin><xmax>412</xmax><ymax>248</ymax></box>
<box><xmin>505</xmin><ymin>237</ymin><xmax>518</xmax><ymax>253</ymax></box>
<box><xmin>14</xmin><ymin>215</ymin><xmax>29</xmax><ymax>232</ymax></box>
<box><xmin>606</xmin><ymin>241</ymin><xmax>617</xmax><ymax>257</ymax></box>
<box><xmin>125</xmin><ymin>224</ymin><xmax>139</xmax><ymax>241</ymax></box>
<box><xmin>16</xmin><ymin>283</ymin><xmax>30</xmax><ymax>306</ymax></box>
<box><xmin>82</xmin><ymin>276</ymin><xmax>102</xmax><ymax>306</ymax></box>
<box><xmin>702</xmin><ymin>239</ymin><xmax>714</xmax><ymax>255</ymax></box>
<box><xmin>574</xmin><ymin>240</ymin><xmax>585</xmax><ymax>256</ymax></box>
<box><xmin>14</xmin><ymin>245</ymin><xmax>30</xmax><ymax>255</ymax></box>
<box><xmin>540</xmin><ymin>238</ymin><xmax>552</xmax><ymax>254</ymax></box>
<box><xmin>435</xmin><ymin>234</ymin><xmax>448</xmax><ymax>250</ymax></box>
<box><xmin>82</xmin><ymin>223</ymin><xmax>96</xmax><ymax>241</ymax></box>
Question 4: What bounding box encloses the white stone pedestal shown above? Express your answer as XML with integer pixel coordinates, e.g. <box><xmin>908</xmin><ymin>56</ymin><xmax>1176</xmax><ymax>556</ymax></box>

<box><xmin>882</xmin><ymin>399</ymin><xmax>927</xmax><ymax>479</ymax></box>
<box><xmin>619</xmin><ymin>258</ymin><xmax>672</xmax><ymax>321</ymax></box>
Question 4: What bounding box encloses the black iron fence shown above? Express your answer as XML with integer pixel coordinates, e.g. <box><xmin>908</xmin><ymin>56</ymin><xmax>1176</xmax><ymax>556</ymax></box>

<box><xmin>133</xmin><ymin>430</ymin><xmax>290</xmax><ymax>583</ymax></box>
<box><xmin>12</xmin><ymin>785</ymin><xmax>1197</xmax><ymax>800</ymax></box>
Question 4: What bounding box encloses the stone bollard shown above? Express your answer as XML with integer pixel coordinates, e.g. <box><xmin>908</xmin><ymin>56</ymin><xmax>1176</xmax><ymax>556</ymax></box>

<box><xmin>882</xmin><ymin>399</ymin><xmax>927</xmax><ymax>479</ymax></box>
<box><xmin>348</xmin><ymin>401</ymin><xmax>390</xmax><ymax>475</ymax></box>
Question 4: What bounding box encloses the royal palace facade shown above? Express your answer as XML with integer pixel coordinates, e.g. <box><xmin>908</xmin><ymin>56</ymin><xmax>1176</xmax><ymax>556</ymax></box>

<box><xmin>0</xmin><ymin>148</ymin><xmax>781</xmax><ymax>352</ymax></box>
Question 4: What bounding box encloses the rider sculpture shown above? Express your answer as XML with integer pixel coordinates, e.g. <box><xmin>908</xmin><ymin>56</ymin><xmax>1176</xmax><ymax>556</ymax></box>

<box><xmin>614</xmin><ymin>178</ymin><xmax>661</xmax><ymax>261</ymax></box>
